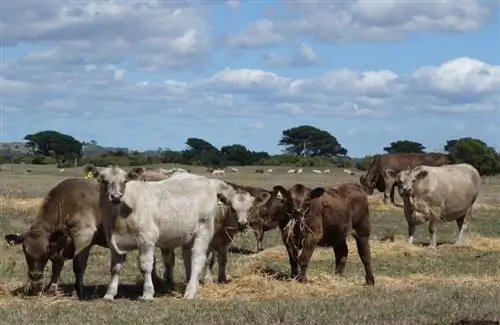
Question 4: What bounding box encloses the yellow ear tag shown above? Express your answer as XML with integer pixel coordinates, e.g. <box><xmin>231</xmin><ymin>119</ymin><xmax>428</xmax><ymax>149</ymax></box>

<box><xmin>85</xmin><ymin>171</ymin><xmax>94</xmax><ymax>179</ymax></box>
<box><xmin>276</xmin><ymin>191</ymin><xmax>283</xmax><ymax>199</ymax></box>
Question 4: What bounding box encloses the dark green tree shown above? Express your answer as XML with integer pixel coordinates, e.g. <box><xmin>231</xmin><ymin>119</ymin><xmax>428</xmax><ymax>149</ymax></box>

<box><xmin>183</xmin><ymin>137</ymin><xmax>225</xmax><ymax>166</ymax></box>
<box><xmin>24</xmin><ymin>130</ymin><xmax>82</xmax><ymax>163</ymax></box>
<box><xmin>221</xmin><ymin>144</ymin><xmax>254</xmax><ymax>166</ymax></box>
<box><xmin>279</xmin><ymin>125</ymin><xmax>347</xmax><ymax>157</ymax></box>
<box><xmin>383</xmin><ymin>140</ymin><xmax>426</xmax><ymax>154</ymax></box>
<box><xmin>444</xmin><ymin>137</ymin><xmax>500</xmax><ymax>176</ymax></box>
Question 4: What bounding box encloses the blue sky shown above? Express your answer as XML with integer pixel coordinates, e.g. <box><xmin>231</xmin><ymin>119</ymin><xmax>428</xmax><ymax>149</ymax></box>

<box><xmin>1</xmin><ymin>0</ymin><xmax>499</xmax><ymax>157</ymax></box>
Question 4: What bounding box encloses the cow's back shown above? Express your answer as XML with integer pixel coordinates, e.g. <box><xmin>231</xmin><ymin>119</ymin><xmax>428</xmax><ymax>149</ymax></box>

<box><xmin>416</xmin><ymin>164</ymin><xmax>481</xmax><ymax>216</ymax></box>
<box><xmin>34</xmin><ymin>178</ymin><xmax>101</xmax><ymax>231</ymax></box>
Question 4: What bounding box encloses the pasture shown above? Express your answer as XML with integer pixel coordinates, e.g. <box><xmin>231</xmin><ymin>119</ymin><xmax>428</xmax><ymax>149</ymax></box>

<box><xmin>0</xmin><ymin>164</ymin><xmax>499</xmax><ymax>325</ymax></box>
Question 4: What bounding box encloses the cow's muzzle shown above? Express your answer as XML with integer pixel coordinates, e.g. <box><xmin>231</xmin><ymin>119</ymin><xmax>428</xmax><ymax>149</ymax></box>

<box><xmin>400</xmin><ymin>188</ymin><xmax>412</xmax><ymax>197</ymax></box>
<box><xmin>109</xmin><ymin>193</ymin><xmax>122</xmax><ymax>203</ymax></box>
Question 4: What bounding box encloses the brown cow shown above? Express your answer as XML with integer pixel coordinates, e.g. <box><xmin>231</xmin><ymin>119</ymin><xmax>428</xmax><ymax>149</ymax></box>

<box><xmin>4</xmin><ymin>177</ymin><xmax>169</xmax><ymax>300</ymax></box>
<box><xmin>225</xmin><ymin>182</ymin><xmax>286</xmax><ymax>252</ymax></box>
<box><xmin>273</xmin><ymin>183</ymin><xmax>375</xmax><ymax>285</ymax></box>
<box><xmin>360</xmin><ymin>153</ymin><xmax>449</xmax><ymax>204</ymax></box>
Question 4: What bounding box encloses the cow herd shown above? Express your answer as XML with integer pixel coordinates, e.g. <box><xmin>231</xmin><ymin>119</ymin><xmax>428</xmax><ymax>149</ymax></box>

<box><xmin>3</xmin><ymin>153</ymin><xmax>484</xmax><ymax>302</ymax></box>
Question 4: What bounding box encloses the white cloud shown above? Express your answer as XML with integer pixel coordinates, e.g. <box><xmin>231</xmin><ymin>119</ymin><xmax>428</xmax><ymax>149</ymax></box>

<box><xmin>1</xmin><ymin>1</ymin><xmax>211</xmax><ymax>70</ymax></box>
<box><xmin>263</xmin><ymin>43</ymin><xmax>320</xmax><ymax>67</ymax></box>
<box><xmin>2</xmin><ymin>57</ymin><xmax>499</xmax><ymax>121</ymax></box>
<box><xmin>227</xmin><ymin>0</ymin><xmax>497</xmax><ymax>48</ymax></box>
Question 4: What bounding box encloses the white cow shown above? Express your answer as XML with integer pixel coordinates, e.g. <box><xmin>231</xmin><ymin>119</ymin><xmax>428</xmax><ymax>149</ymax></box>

<box><xmin>230</xmin><ymin>167</ymin><xmax>239</xmax><ymax>173</ymax></box>
<box><xmin>312</xmin><ymin>169</ymin><xmax>322</xmax><ymax>174</ymax></box>
<box><xmin>287</xmin><ymin>169</ymin><xmax>296</xmax><ymax>174</ymax></box>
<box><xmin>267</xmin><ymin>169</ymin><xmax>273</xmax><ymax>173</ymax></box>
<box><xmin>212</xmin><ymin>169</ymin><xmax>225</xmax><ymax>177</ymax></box>
<box><xmin>297</xmin><ymin>168</ymin><xmax>303</xmax><ymax>174</ymax></box>
<box><xmin>322</xmin><ymin>169</ymin><xmax>330</xmax><ymax>174</ymax></box>
<box><xmin>94</xmin><ymin>166</ymin><xmax>256</xmax><ymax>301</ymax></box>
<box><xmin>393</xmin><ymin>163</ymin><xmax>482</xmax><ymax>249</ymax></box>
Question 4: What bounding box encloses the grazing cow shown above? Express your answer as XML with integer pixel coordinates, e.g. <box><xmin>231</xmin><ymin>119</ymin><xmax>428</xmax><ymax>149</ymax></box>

<box><xmin>272</xmin><ymin>183</ymin><xmax>375</xmax><ymax>285</ymax></box>
<box><xmin>392</xmin><ymin>163</ymin><xmax>481</xmax><ymax>248</ymax></box>
<box><xmin>323</xmin><ymin>169</ymin><xmax>330</xmax><ymax>174</ymax></box>
<box><xmin>343</xmin><ymin>169</ymin><xmax>355</xmax><ymax>175</ymax></box>
<box><xmin>267</xmin><ymin>169</ymin><xmax>273</xmax><ymax>173</ymax></box>
<box><xmin>359</xmin><ymin>153</ymin><xmax>449</xmax><ymax>204</ymax></box>
<box><xmin>287</xmin><ymin>169</ymin><xmax>296</xmax><ymax>174</ymax></box>
<box><xmin>3</xmin><ymin>178</ymin><xmax>170</xmax><ymax>300</ymax></box>
<box><xmin>230</xmin><ymin>167</ymin><xmax>239</xmax><ymax>173</ymax></box>
<box><xmin>312</xmin><ymin>169</ymin><xmax>322</xmax><ymax>174</ymax></box>
<box><xmin>255</xmin><ymin>168</ymin><xmax>264</xmax><ymax>174</ymax></box>
<box><xmin>297</xmin><ymin>168</ymin><xmax>303</xmax><ymax>174</ymax></box>
<box><xmin>92</xmin><ymin>165</ymin><xmax>256</xmax><ymax>300</ymax></box>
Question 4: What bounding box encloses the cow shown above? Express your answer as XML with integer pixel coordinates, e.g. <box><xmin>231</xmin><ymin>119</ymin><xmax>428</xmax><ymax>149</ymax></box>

<box><xmin>312</xmin><ymin>169</ymin><xmax>322</xmax><ymax>174</ymax></box>
<box><xmin>272</xmin><ymin>183</ymin><xmax>375</xmax><ymax>285</ymax></box>
<box><xmin>3</xmin><ymin>178</ymin><xmax>169</xmax><ymax>300</ymax></box>
<box><xmin>212</xmin><ymin>169</ymin><xmax>225</xmax><ymax>177</ymax></box>
<box><xmin>359</xmin><ymin>153</ymin><xmax>449</xmax><ymax>204</ymax></box>
<box><xmin>392</xmin><ymin>163</ymin><xmax>481</xmax><ymax>249</ymax></box>
<box><xmin>203</xmin><ymin>190</ymin><xmax>272</xmax><ymax>283</ymax></box>
<box><xmin>91</xmin><ymin>165</ymin><xmax>257</xmax><ymax>300</ymax></box>
<box><xmin>127</xmin><ymin>167</ymin><xmax>169</xmax><ymax>182</ymax></box>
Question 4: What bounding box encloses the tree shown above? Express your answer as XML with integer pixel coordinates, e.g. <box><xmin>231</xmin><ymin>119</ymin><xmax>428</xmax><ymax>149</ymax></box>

<box><xmin>183</xmin><ymin>137</ymin><xmax>225</xmax><ymax>166</ymax></box>
<box><xmin>383</xmin><ymin>140</ymin><xmax>426</xmax><ymax>154</ymax></box>
<box><xmin>24</xmin><ymin>130</ymin><xmax>83</xmax><ymax>163</ymax></box>
<box><xmin>279</xmin><ymin>125</ymin><xmax>347</xmax><ymax>157</ymax></box>
<box><xmin>444</xmin><ymin>137</ymin><xmax>500</xmax><ymax>176</ymax></box>
<box><xmin>221</xmin><ymin>144</ymin><xmax>254</xmax><ymax>166</ymax></box>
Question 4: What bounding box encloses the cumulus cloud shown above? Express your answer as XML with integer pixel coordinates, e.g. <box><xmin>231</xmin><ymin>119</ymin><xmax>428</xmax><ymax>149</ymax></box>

<box><xmin>263</xmin><ymin>43</ymin><xmax>320</xmax><ymax>67</ymax></box>
<box><xmin>227</xmin><ymin>0</ymin><xmax>497</xmax><ymax>48</ymax></box>
<box><xmin>2</xmin><ymin>56</ymin><xmax>499</xmax><ymax>121</ymax></box>
<box><xmin>1</xmin><ymin>1</ymin><xmax>211</xmax><ymax>70</ymax></box>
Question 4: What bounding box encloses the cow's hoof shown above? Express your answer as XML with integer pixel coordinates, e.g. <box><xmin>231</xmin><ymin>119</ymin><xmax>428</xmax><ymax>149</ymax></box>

<box><xmin>139</xmin><ymin>295</ymin><xmax>154</xmax><ymax>301</ymax></box>
<box><xmin>102</xmin><ymin>294</ymin><xmax>115</xmax><ymax>301</ymax></box>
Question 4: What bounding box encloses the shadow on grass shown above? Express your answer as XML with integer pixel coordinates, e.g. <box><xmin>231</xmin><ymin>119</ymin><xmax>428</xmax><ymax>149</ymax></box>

<box><xmin>256</xmin><ymin>266</ymin><xmax>291</xmax><ymax>281</ymax></box>
<box><xmin>10</xmin><ymin>280</ymin><xmax>182</xmax><ymax>301</ymax></box>
<box><xmin>227</xmin><ymin>245</ymin><xmax>256</xmax><ymax>255</ymax></box>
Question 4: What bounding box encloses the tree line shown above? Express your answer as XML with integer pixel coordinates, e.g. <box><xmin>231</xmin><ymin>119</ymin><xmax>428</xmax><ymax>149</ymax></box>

<box><xmin>1</xmin><ymin>126</ymin><xmax>499</xmax><ymax>176</ymax></box>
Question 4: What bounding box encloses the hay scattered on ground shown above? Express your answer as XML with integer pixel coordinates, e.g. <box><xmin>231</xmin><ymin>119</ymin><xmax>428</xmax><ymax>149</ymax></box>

<box><xmin>0</xmin><ymin>197</ymin><xmax>43</xmax><ymax>210</ymax></box>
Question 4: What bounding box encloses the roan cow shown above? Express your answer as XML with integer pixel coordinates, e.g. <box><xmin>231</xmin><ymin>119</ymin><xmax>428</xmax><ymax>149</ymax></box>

<box><xmin>272</xmin><ymin>183</ymin><xmax>375</xmax><ymax>285</ymax></box>
<box><xmin>392</xmin><ymin>163</ymin><xmax>481</xmax><ymax>249</ymax></box>
<box><xmin>91</xmin><ymin>165</ymin><xmax>257</xmax><ymax>300</ymax></box>
<box><xmin>3</xmin><ymin>178</ymin><xmax>168</xmax><ymax>300</ymax></box>
<box><xmin>359</xmin><ymin>153</ymin><xmax>449</xmax><ymax>204</ymax></box>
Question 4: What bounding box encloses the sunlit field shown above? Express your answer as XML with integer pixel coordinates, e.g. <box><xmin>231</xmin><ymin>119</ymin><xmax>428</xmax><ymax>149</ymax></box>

<box><xmin>0</xmin><ymin>164</ymin><xmax>499</xmax><ymax>325</ymax></box>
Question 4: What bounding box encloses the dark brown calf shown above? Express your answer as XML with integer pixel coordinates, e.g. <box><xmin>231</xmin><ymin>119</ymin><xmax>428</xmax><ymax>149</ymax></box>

<box><xmin>273</xmin><ymin>183</ymin><xmax>375</xmax><ymax>285</ymax></box>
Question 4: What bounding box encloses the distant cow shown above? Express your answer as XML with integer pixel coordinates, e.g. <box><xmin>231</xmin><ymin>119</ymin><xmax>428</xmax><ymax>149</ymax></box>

<box><xmin>3</xmin><ymin>178</ymin><xmax>168</xmax><ymax>300</ymax></box>
<box><xmin>312</xmin><ymin>169</ymin><xmax>322</xmax><ymax>174</ymax></box>
<box><xmin>93</xmin><ymin>165</ymin><xmax>256</xmax><ymax>300</ymax></box>
<box><xmin>272</xmin><ymin>183</ymin><xmax>375</xmax><ymax>285</ymax></box>
<box><xmin>255</xmin><ymin>168</ymin><xmax>264</xmax><ymax>174</ymax></box>
<box><xmin>360</xmin><ymin>153</ymin><xmax>449</xmax><ymax>204</ymax></box>
<box><xmin>287</xmin><ymin>169</ymin><xmax>296</xmax><ymax>174</ymax></box>
<box><xmin>393</xmin><ymin>163</ymin><xmax>481</xmax><ymax>248</ymax></box>
<box><xmin>212</xmin><ymin>169</ymin><xmax>225</xmax><ymax>177</ymax></box>
<box><xmin>128</xmin><ymin>167</ymin><xmax>169</xmax><ymax>182</ymax></box>
<box><xmin>323</xmin><ymin>169</ymin><xmax>330</xmax><ymax>174</ymax></box>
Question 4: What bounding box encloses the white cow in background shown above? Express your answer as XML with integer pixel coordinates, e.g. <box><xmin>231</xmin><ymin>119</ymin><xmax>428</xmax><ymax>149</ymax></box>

<box><xmin>94</xmin><ymin>165</ymin><xmax>256</xmax><ymax>300</ymax></box>
<box><xmin>212</xmin><ymin>169</ymin><xmax>225</xmax><ymax>177</ymax></box>
<box><xmin>312</xmin><ymin>169</ymin><xmax>322</xmax><ymax>174</ymax></box>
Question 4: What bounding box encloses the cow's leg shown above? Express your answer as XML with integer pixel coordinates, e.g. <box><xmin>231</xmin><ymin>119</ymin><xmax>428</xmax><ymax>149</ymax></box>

<box><xmin>103</xmin><ymin>250</ymin><xmax>125</xmax><ymax>300</ymax></box>
<box><xmin>407</xmin><ymin>223</ymin><xmax>416</xmax><ymax>245</ymax></box>
<box><xmin>283</xmin><ymin>240</ymin><xmax>299</xmax><ymax>279</ymax></box>
<box><xmin>428</xmin><ymin>220</ymin><xmax>437</xmax><ymax>249</ymax></box>
<box><xmin>181</xmin><ymin>246</ymin><xmax>192</xmax><ymax>283</ymax></box>
<box><xmin>202</xmin><ymin>248</ymin><xmax>215</xmax><ymax>284</ymax></box>
<box><xmin>160</xmin><ymin>249</ymin><xmax>175</xmax><ymax>287</ymax></box>
<box><xmin>297</xmin><ymin>240</ymin><xmax>316</xmax><ymax>283</ymax></box>
<box><xmin>217</xmin><ymin>246</ymin><xmax>230</xmax><ymax>283</ymax></box>
<box><xmin>353</xmin><ymin>233</ymin><xmax>375</xmax><ymax>286</ymax></box>
<box><xmin>138</xmin><ymin>244</ymin><xmax>156</xmax><ymax>301</ymax></box>
<box><xmin>46</xmin><ymin>258</ymin><xmax>64</xmax><ymax>294</ymax></box>
<box><xmin>254</xmin><ymin>228</ymin><xmax>264</xmax><ymax>252</ymax></box>
<box><xmin>183</xmin><ymin>218</ymin><xmax>213</xmax><ymax>300</ymax></box>
<box><xmin>333</xmin><ymin>239</ymin><xmax>349</xmax><ymax>276</ymax></box>
<box><xmin>72</xmin><ymin>246</ymin><xmax>91</xmax><ymax>300</ymax></box>
<box><xmin>456</xmin><ymin>208</ymin><xmax>472</xmax><ymax>245</ymax></box>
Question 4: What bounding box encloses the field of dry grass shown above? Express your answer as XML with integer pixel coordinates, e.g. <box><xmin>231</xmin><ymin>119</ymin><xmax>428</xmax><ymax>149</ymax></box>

<box><xmin>0</xmin><ymin>163</ymin><xmax>499</xmax><ymax>325</ymax></box>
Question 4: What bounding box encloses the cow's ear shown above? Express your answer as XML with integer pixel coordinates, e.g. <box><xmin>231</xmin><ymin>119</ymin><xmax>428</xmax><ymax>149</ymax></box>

<box><xmin>384</xmin><ymin>169</ymin><xmax>397</xmax><ymax>179</ymax></box>
<box><xmin>4</xmin><ymin>233</ymin><xmax>24</xmax><ymax>246</ymax></box>
<box><xmin>272</xmin><ymin>185</ymin><xmax>287</xmax><ymax>200</ymax></box>
<box><xmin>416</xmin><ymin>170</ymin><xmax>428</xmax><ymax>180</ymax></box>
<box><xmin>309</xmin><ymin>187</ymin><xmax>325</xmax><ymax>200</ymax></box>
<box><xmin>84</xmin><ymin>164</ymin><xmax>100</xmax><ymax>179</ymax></box>
<box><xmin>255</xmin><ymin>191</ymin><xmax>271</xmax><ymax>207</ymax></box>
<box><xmin>217</xmin><ymin>193</ymin><xmax>230</xmax><ymax>205</ymax></box>
<box><xmin>48</xmin><ymin>230</ymin><xmax>68</xmax><ymax>253</ymax></box>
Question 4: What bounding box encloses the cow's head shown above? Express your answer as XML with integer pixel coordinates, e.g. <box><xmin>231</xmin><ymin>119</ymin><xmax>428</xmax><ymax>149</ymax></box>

<box><xmin>359</xmin><ymin>174</ymin><xmax>375</xmax><ymax>195</ymax></box>
<box><xmin>217</xmin><ymin>190</ymin><xmax>255</xmax><ymax>231</ymax></box>
<box><xmin>396</xmin><ymin>166</ymin><xmax>428</xmax><ymax>197</ymax></box>
<box><xmin>4</xmin><ymin>230</ymin><xmax>68</xmax><ymax>291</ymax></box>
<box><xmin>88</xmin><ymin>164</ymin><xmax>131</xmax><ymax>204</ymax></box>
<box><xmin>273</xmin><ymin>184</ymin><xmax>325</xmax><ymax>218</ymax></box>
